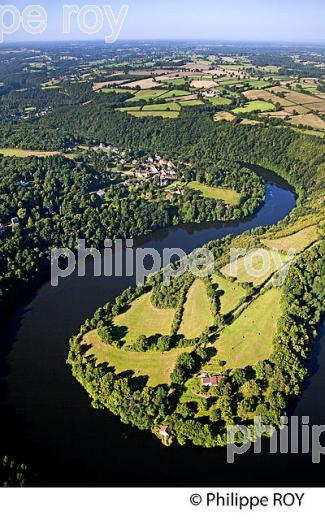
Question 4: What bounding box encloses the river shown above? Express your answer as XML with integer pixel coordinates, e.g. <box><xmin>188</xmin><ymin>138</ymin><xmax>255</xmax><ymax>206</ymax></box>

<box><xmin>1</xmin><ymin>165</ymin><xmax>324</xmax><ymax>486</ymax></box>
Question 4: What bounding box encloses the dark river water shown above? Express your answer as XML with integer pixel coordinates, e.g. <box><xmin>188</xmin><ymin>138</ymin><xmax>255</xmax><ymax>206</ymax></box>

<box><xmin>1</xmin><ymin>165</ymin><xmax>324</xmax><ymax>487</ymax></box>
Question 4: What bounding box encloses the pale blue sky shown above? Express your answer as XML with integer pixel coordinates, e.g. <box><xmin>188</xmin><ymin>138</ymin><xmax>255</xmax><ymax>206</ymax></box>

<box><xmin>2</xmin><ymin>0</ymin><xmax>325</xmax><ymax>43</ymax></box>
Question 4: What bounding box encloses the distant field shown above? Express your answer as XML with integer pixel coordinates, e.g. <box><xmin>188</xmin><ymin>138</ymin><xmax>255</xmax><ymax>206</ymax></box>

<box><xmin>159</xmin><ymin>89</ymin><xmax>189</xmax><ymax>99</ymax></box>
<box><xmin>161</xmin><ymin>78</ymin><xmax>188</xmax><ymax>86</ymax></box>
<box><xmin>214</xmin><ymin>111</ymin><xmax>236</xmax><ymax>122</ymax></box>
<box><xmin>100</xmin><ymin>87</ymin><xmax>134</xmax><ymax>94</ymax></box>
<box><xmin>283</xmin><ymin>91</ymin><xmax>322</xmax><ymax>105</ymax></box>
<box><xmin>303</xmin><ymin>102</ymin><xmax>325</xmax><ymax>113</ymax></box>
<box><xmin>130</xmin><ymin>111</ymin><xmax>180</xmax><ymax>118</ymax></box>
<box><xmin>125</xmin><ymin>89</ymin><xmax>167</xmax><ymax>102</ymax></box>
<box><xmin>214</xmin><ymin>288</ymin><xmax>282</xmax><ymax>368</ymax></box>
<box><xmin>142</xmin><ymin>102</ymin><xmax>180</xmax><ymax>111</ymax></box>
<box><xmin>292</xmin><ymin>128</ymin><xmax>325</xmax><ymax>138</ymax></box>
<box><xmin>233</xmin><ymin>100</ymin><xmax>276</xmax><ymax>114</ymax></box>
<box><xmin>118</xmin><ymin>106</ymin><xmax>142</xmax><ymax>112</ymax></box>
<box><xmin>178</xmin><ymin>279</ymin><xmax>214</xmax><ymax>339</ymax></box>
<box><xmin>207</xmin><ymin>96</ymin><xmax>232</xmax><ymax>106</ymax></box>
<box><xmin>124</xmin><ymin>78</ymin><xmax>158</xmax><ymax>89</ymax></box>
<box><xmin>179</xmin><ymin>99</ymin><xmax>204</xmax><ymax>107</ymax></box>
<box><xmin>218</xmin><ymin>79</ymin><xmax>244</xmax><ymax>86</ymax></box>
<box><xmin>262</xmin><ymin>225</ymin><xmax>319</xmax><ymax>252</ymax></box>
<box><xmin>248</xmin><ymin>80</ymin><xmax>273</xmax><ymax>89</ymax></box>
<box><xmin>113</xmin><ymin>292</ymin><xmax>175</xmax><ymax>345</ymax></box>
<box><xmin>212</xmin><ymin>274</ymin><xmax>247</xmax><ymax>315</ymax></box>
<box><xmin>289</xmin><ymin>113</ymin><xmax>325</xmax><ymax>130</ymax></box>
<box><xmin>84</xmin><ymin>330</ymin><xmax>191</xmax><ymax>386</ymax></box>
<box><xmin>188</xmin><ymin>181</ymin><xmax>241</xmax><ymax>205</ymax></box>
<box><xmin>0</xmin><ymin>148</ymin><xmax>59</xmax><ymax>157</ymax></box>
<box><xmin>221</xmin><ymin>248</ymin><xmax>286</xmax><ymax>286</ymax></box>
<box><xmin>191</xmin><ymin>80</ymin><xmax>217</xmax><ymax>89</ymax></box>
<box><xmin>244</xmin><ymin>89</ymin><xmax>293</xmax><ymax>107</ymax></box>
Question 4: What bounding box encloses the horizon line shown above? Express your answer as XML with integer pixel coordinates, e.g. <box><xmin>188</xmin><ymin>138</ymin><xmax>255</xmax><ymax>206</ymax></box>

<box><xmin>1</xmin><ymin>37</ymin><xmax>325</xmax><ymax>46</ymax></box>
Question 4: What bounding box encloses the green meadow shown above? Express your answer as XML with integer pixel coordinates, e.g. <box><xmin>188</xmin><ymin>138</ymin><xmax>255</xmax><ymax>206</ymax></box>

<box><xmin>214</xmin><ymin>287</ymin><xmax>282</xmax><ymax>368</ymax></box>
<box><xmin>187</xmin><ymin>181</ymin><xmax>241</xmax><ymax>205</ymax></box>
<box><xmin>178</xmin><ymin>279</ymin><xmax>214</xmax><ymax>339</ymax></box>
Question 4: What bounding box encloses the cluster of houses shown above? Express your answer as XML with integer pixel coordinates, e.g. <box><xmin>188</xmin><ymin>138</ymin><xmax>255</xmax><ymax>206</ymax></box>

<box><xmin>203</xmin><ymin>90</ymin><xmax>217</xmax><ymax>98</ymax></box>
<box><xmin>94</xmin><ymin>144</ymin><xmax>179</xmax><ymax>189</ymax></box>
<box><xmin>134</xmin><ymin>155</ymin><xmax>178</xmax><ymax>187</ymax></box>
<box><xmin>21</xmin><ymin>107</ymin><xmax>50</xmax><ymax>121</ymax></box>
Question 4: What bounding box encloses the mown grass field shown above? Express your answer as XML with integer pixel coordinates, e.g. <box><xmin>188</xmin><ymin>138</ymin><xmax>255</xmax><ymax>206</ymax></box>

<box><xmin>100</xmin><ymin>87</ymin><xmax>134</xmax><ymax>94</ymax></box>
<box><xmin>159</xmin><ymin>89</ymin><xmax>190</xmax><ymax>99</ymax></box>
<box><xmin>178</xmin><ymin>279</ymin><xmax>214</xmax><ymax>339</ymax></box>
<box><xmin>130</xmin><ymin>111</ymin><xmax>180</xmax><ymax>118</ymax></box>
<box><xmin>161</xmin><ymin>78</ymin><xmax>188</xmax><ymax>86</ymax></box>
<box><xmin>261</xmin><ymin>225</ymin><xmax>319</xmax><ymax>252</ymax></box>
<box><xmin>221</xmin><ymin>248</ymin><xmax>286</xmax><ymax>286</ymax></box>
<box><xmin>118</xmin><ymin>105</ymin><xmax>142</xmax><ymax>112</ymax></box>
<box><xmin>212</xmin><ymin>273</ymin><xmax>248</xmax><ymax>315</ymax></box>
<box><xmin>248</xmin><ymin>80</ymin><xmax>273</xmax><ymax>89</ymax></box>
<box><xmin>84</xmin><ymin>330</ymin><xmax>191</xmax><ymax>386</ymax></box>
<box><xmin>0</xmin><ymin>148</ymin><xmax>59</xmax><ymax>157</ymax></box>
<box><xmin>207</xmin><ymin>96</ymin><xmax>232</xmax><ymax>106</ymax></box>
<box><xmin>233</xmin><ymin>100</ymin><xmax>276</xmax><ymax>114</ymax></box>
<box><xmin>142</xmin><ymin>102</ymin><xmax>180</xmax><ymax>112</ymax></box>
<box><xmin>113</xmin><ymin>292</ymin><xmax>175</xmax><ymax>345</ymax></box>
<box><xmin>213</xmin><ymin>287</ymin><xmax>282</xmax><ymax>368</ymax></box>
<box><xmin>187</xmin><ymin>180</ymin><xmax>241</xmax><ymax>205</ymax></box>
<box><xmin>179</xmin><ymin>99</ymin><xmax>204</xmax><ymax>107</ymax></box>
<box><xmin>125</xmin><ymin>89</ymin><xmax>167</xmax><ymax>102</ymax></box>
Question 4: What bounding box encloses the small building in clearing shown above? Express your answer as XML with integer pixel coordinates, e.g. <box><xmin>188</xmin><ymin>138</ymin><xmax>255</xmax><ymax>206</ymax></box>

<box><xmin>200</xmin><ymin>374</ymin><xmax>224</xmax><ymax>387</ymax></box>
<box><xmin>159</xmin><ymin>426</ymin><xmax>170</xmax><ymax>439</ymax></box>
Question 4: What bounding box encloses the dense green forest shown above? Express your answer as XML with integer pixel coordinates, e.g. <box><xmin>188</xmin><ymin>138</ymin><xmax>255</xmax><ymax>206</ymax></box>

<box><xmin>1</xmin><ymin>99</ymin><xmax>324</xmax><ymax>320</ymax></box>
<box><xmin>0</xmin><ymin>150</ymin><xmax>264</xmax><ymax>316</ymax></box>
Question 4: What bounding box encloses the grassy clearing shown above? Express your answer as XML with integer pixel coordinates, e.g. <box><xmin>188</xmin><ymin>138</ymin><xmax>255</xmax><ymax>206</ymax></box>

<box><xmin>100</xmin><ymin>87</ymin><xmax>134</xmax><ymax>94</ymax></box>
<box><xmin>248</xmin><ymin>80</ymin><xmax>273</xmax><ymax>89</ymax></box>
<box><xmin>261</xmin><ymin>225</ymin><xmax>319</xmax><ymax>253</ymax></box>
<box><xmin>233</xmin><ymin>100</ymin><xmax>276</xmax><ymax>114</ymax></box>
<box><xmin>161</xmin><ymin>78</ymin><xmax>188</xmax><ymax>86</ymax></box>
<box><xmin>187</xmin><ymin>180</ymin><xmax>241</xmax><ymax>205</ymax></box>
<box><xmin>179</xmin><ymin>99</ymin><xmax>204</xmax><ymax>107</ymax></box>
<box><xmin>207</xmin><ymin>96</ymin><xmax>232</xmax><ymax>106</ymax></box>
<box><xmin>118</xmin><ymin>106</ymin><xmax>142</xmax><ymax>112</ymax></box>
<box><xmin>213</xmin><ymin>288</ymin><xmax>282</xmax><ymax>368</ymax></box>
<box><xmin>125</xmin><ymin>89</ymin><xmax>167</xmax><ymax>102</ymax></box>
<box><xmin>212</xmin><ymin>274</ymin><xmax>248</xmax><ymax>315</ymax></box>
<box><xmin>130</xmin><ymin>111</ymin><xmax>180</xmax><ymax>118</ymax></box>
<box><xmin>178</xmin><ymin>279</ymin><xmax>214</xmax><ymax>339</ymax></box>
<box><xmin>84</xmin><ymin>330</ymin><xmax>191</xmax><ymax>386</ymax></box>
<box><xmin>142</xmin><ymin>102</ymin><xmax>180</xmax><ymax>111</ymax></box>
<box><xmin>0</xmin><ymin>148</ymin><xmax>59</xmax><ymax>157</ymax></box>
<box><xmin>214</xmin><ymin>111</ymin><xmax>236</xmax><ymax>122</ymax></box>
<box><xmin>217</xmin><ymin>79</ymin><xmax>244</xmax><ymax>86</ymax></box>
<box><xmin>291</xmin><ymin>128</ymin><xmax>325</xmax><ymax>138</ymax></box>
<box><xmin>113</xmin><ymin>292</ymin><xmax>175</xmax><ymax>345</ymax></box>
<box><xmin>221</xmin><ymin>248</ymin><xmax>286</xmax><ymax>287</ymax></box>
<box><xmin>159</xmin><ymin>89</ymin><xmax>190</xmax><ymax>99</ymax></box>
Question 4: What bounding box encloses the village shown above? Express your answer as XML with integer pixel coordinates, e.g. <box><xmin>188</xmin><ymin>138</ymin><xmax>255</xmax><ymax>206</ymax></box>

<box><xmin>0</xmin><ymin>143</ymin><xmax>184</xmax><ymax>237</ymax></box>
<box><xmin>90</xmin><ymin>143</ymin><xmax>183</xmax><ymax>198</ymax></box>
